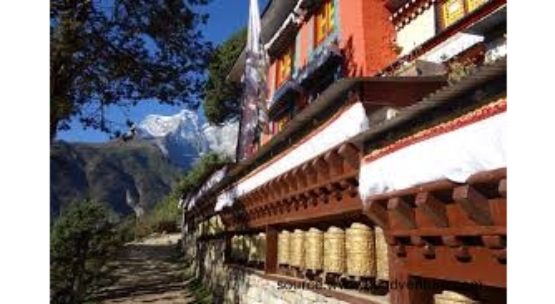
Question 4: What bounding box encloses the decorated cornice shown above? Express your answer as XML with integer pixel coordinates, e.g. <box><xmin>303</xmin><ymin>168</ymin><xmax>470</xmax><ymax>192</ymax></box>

<box><xmin>390</xmin><ymin>0</ymin><xmax>437</xmax><ymax>31</ymax></box>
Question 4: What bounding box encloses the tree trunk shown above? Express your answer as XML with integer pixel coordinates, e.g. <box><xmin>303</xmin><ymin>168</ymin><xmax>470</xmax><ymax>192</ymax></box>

<box><xmin>51</xmin><ymin>114</ymin><xmax>59</xmax><ymax>141</ymax></box>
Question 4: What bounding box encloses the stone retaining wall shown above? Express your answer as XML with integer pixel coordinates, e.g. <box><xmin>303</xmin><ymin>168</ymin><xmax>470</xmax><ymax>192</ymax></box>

<box><xmin>190</xmin><ymin>239</ymin><xmax>352</xmax><ymax>304</ymax></box>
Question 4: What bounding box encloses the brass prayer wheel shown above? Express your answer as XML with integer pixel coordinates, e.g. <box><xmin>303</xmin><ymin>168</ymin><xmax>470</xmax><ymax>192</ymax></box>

<box><xmin>434</xmin><ymin>291</ymin><xmax>480</xmax><ymax>304</ymax></box>
<box><xmin>375</xmin><ymin>226</ymin><xmax>389</xmax><ymax>281</ymax></box>
<box><xmin>258</xmin><ymin>232</ymin><xmax>266</xmax><ymax>262</ymax></box>
<box><xmin>290</xmin><ymin>229</ymin><xmax>305</xmax><ymax>268</ymax></box>
<box><xmin>247</xmin><ymin>235</ymin><xmax>258</xmax><ymax>262</ymax></box>
<box><xmin>278</xmin><ymin>230</ymin><xmax>291</xmax><ymax>265</ymax></box>
<box><xmin>345</xmin><ymin>222</ymin><xmax>376</xmax><ymax>277</ymax></box>
<box><xmin>231</xmin><ymin>235</ymin><xmax>244</xmax><ymax>261</ymax></box>
<box><xmin>324</xmin><ymin>226</ymin><xmax>345</xmax><ymax>273</ymax></box>
<box><xmin>305</xmin><ymin>228</ymin><xmax>324</xmax><ymax>271</ymax></box>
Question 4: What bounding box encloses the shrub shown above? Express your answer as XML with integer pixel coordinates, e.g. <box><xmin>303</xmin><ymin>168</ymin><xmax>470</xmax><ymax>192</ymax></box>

<box><xmin>50</xmin><ymin>200</ymin><xmax>121</xmax><ymax>304</ymax></box>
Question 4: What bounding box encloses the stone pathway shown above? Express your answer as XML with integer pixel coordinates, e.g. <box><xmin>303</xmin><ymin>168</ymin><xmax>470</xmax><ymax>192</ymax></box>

<box><xmin>94</xmin><ymin>234</ymin><xmax>197</xmax><ymax>304</ymax></box>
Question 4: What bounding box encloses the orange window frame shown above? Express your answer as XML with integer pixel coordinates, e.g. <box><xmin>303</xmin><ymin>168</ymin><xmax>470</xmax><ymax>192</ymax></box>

<box><xmin>314</xmin><ymin>0</ymin><xmax>335</xmax><ymax>48</ymax></box>
<box><xmin>276</xmin><ymin>115</ymin><xmax>290</xmax><ymax>133</ymax></box>
<box><xmin>275</xmin><ymin>46</ymin><xmax>294</xmax><ymax>89</ymax></box>
<box><xmin>467</xmin><ymin>0</ymin><xmax>488</xmax><ymax>11</ymax></box>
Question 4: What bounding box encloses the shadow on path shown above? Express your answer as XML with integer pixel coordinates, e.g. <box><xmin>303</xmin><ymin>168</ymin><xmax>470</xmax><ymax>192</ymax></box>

<box><xmin>93</xmin><ymin>237</ymin><xmax>198</xmax><ymax>304</ymax></box>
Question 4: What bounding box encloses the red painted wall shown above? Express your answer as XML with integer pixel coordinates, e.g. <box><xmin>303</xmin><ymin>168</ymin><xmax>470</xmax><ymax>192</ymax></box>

<box><xmin>338</xmin><ymin>0</ymin><xmax>367</xmax><ymax>77</ymax></box>
<box><xmin>266</xmin><ymin>0</ymin><xmax>396</xmax><ymax>94</ymax></box>
<box><xmin>263</xmin><ymin>0</ymin><xmax>397</xmax><ymax>143</ymax></box>
<box><xmin>338</xmin><ymin>0</ymin><xmax>397</xmax><ymax>76</ymax></box>
<box><xmin>298</xmin><ymin>20</ymin><xmax>311</xmax><ymax>71</ymax></box>
<box><xmin>360</xmin><ymin>0</ymin><xmax>397</xmax><ymax>75</ymax></box>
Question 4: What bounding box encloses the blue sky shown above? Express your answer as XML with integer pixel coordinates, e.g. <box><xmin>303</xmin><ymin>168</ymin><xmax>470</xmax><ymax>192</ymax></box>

<box><xmin>57</xmin><ymin>0</ymin><xmax>269</xmax><ymax>143</ymax></box>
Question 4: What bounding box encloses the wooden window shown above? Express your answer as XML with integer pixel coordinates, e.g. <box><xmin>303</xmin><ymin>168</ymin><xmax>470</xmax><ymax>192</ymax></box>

<box><xmin>467</xmin><ymin>0</ymin><xmax>488</xmax><ymax>11</ymax></box>
<box><xmin>441</xmin><ymin>0</ymin><xmax>490</xmax><ymax>28</ymax></box>
<box><xmin>441</xmin><ymin>0</ymin><xmax>466</xmax><ymax>27</ymax></box>
<box><xmin>275</xmin><ymin>46</ymin><xmax>294</xmax><ymax>89</ymax></box>
<box><xmin>314</xmin><ymin>0</ymin><xmax>335</xmax><ymax>48</ymax></box>
<box><xmin>276</xmin><ymin>115</ymin><xmax>290</xmax><ymax>133</ymax></box>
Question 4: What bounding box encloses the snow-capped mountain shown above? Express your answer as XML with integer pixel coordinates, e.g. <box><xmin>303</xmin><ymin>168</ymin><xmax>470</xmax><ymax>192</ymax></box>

<box><xmin>136</xmin><ymin>109</ymin><xmax>239</xmax><ymax>169</ymax></box>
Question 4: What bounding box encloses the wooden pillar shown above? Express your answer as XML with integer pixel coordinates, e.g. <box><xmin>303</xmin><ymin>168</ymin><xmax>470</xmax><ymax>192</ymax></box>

<box><xmin>224</xmin><ymin>232</ymin><xmax>232</xmax><ymax>263</ymax></box>
<box><xmin>387</xmin><ymin>239</ymin><xmax>435</xmax><ymax>304</ymax></box>
<box><xmin>265</xmin><ymin>225</ymin><xmax>279</xmax><ymax>274</ymax></box>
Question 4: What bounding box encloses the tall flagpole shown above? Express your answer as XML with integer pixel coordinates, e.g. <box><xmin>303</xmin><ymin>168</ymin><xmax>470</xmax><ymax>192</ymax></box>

<box><xmin>237</xmin><ymin>0</ymin><xmax>269</xmax><ymax>161</ymax></box>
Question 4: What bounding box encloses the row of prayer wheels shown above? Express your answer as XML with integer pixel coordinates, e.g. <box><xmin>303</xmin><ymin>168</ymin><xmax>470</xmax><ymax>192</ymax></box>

<box><xmin>199</xmin><ymin>215</ymin><xmax>225</xmax><ymax>236</ymax></box>
<box><xmin>230</xmin><ymin>233</ymin><xmax>266</xmax><ymax>263</ymax></box>
<box><xmin>277</xmin><ymin>223</ymin><xmax>390</xmax><ymax>280</ymax></box>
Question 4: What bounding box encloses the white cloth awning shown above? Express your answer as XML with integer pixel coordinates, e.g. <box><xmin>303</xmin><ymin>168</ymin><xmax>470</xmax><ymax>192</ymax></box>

<box><xmin>184</xmin><ymin>166</ymin><xmax>227</xmax><ymax>210</ymax></box>
<box><xmin>215</xmin><ymin>189</ymin><xmax>237</xmax><ymax>212</ymax></box>
<box><xmin>238</xmin><ymin>102</ymin><xmax>369</xmax><ymax>197</ymax></box>
<box><xmin>359</xmin><ymin>100</ymin><xmax>506</xmax><ymax>204</ymax></box>
<box><xmin>214</xmin><ymin>102</ymin><xmax>370</xmax><ymax>211</ymax></box>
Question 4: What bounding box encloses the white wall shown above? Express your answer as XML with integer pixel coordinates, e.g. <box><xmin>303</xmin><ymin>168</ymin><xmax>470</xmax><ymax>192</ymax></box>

<box><xmin>233</xmin><ymin>102</ymin><xmax>370</xmax><ymax>199</ymax></box>
<box><xmin>397</xmin><ymin>8</ymin><xmax>437</xmax><ymax>56</ymax></box>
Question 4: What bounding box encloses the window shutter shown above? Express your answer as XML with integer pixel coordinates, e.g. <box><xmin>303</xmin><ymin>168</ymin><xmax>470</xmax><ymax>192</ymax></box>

<box><xmin>467</xmin><ymin>0</ymin><xmax>488</xmax><ymax>12</ymax></box>
<box><xmin>442</xmin><ymin>0</ymin><xmax>465</xmax><ymax>27</ymax></box>
<box><xmin>327</xmin><ymin>1</ymin><xmax>335</xmax><ymax>31</ymax></box>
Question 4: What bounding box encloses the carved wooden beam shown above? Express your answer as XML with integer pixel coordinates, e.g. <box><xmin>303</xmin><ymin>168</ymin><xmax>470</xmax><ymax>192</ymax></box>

<box><xmin>312</xmin><ymin>157</ymin><xmax>330</xmax><ymax>182</ymax></box>
<box><xmin>252</xmin><ymin>206</ymin><xmax>259</xmax><ymax>218</ymax></box>
<box><xmin>454</xmin><ymin>246</ymin><xmax>471</xmax><ymax>261</ymax></box>
<box><xmin>453</xmin><ymin>185</ymin><xmax>494</xmax><ymax>226</ymax></box>
<box><xmin>415</xmin><ymin>192</ymin><xmax>449</xmax><ymax>227</ymax></box>
<box><xmin>263</xmin><ymin>184</ymin><xmax>272</xmax><ymax>202</ymax></box>
<box><xmin>410</xmin><ymin>235</ymin><xmax>425</xmax><ymax>247</ymax></box>
<box><xmin>363</xmin><ymin>200</ymin><xmax>389</xmax><ymax>228</ymax></box>
<box><xmin>302</xmin><ymin>163</ymin><xmax>318</xmax><ymax>184</ymax></box>
<box><xmin>338</xmin><ymin>179</ymin><xmax>350</xmax><ymax>191</ymax></box>
<box><xmin>492</xmin><ymin>248</ymin><xmax>507</xmax><ymax>262</ymax></box>
<box><xmin>394</xmin><ymin>244</ymin><xmax>407</xmax><ymax>257</ymax></box>
<box><xmin>344</xmin><ymin>178</ymin><xmax>359</xmax><ymax>197</ymax></box>
<box><xmin>442</xmin><ymin>236</ymin><xmax>471</xmax><ymax>261</ymax></box>
<box><xmin>258</xmin><ymin>185</ymin><xmax>268</xmax><ymax>202</ymax></box>
<box><xmin>263</xmin><ymin>182</ymin><xmax>272</xmax><ymax>201</ymax></box>
<box><xmin>278</xmin><ymin>175</ymin><xmax>289</xmax><ymax>196</ymax></box>
<box><xmin>338</xmin><ymin>143</ymin><xmax>360</xmax><ymax>170</ymax></box>
<box><xmin>285</xmin><ymin>172</ymin><xmax>297</xmax><ymax>193</ymax></box>
<box><xmin>257</xmin><ymin>188</ymin><xmax>267</xmax><ymax>206</ymax></box>
<box><xmin>498</xmin><ymin>178</ymin><xmax>507</xmax><ymax>198</ymax></box>
<box><xmin>327</xmin><ymin>182</ymin><xmax>344</xmax><ymax>200</ymax></box>
<box><xmin>423</xmin><ymin>243</ymin><xmax>436</xmax><ymax>259</ymax></box>
<box><xmin>271</xmin><ymin>178</ymin><xmax>281</xmax><ymax>198</ymax></box>
<box><xmin>318</xmin><ymin>186</ymin><xmax>331</xmax><ymax>203</ymax></box>
<box><xmin>250</xmin><ymin>193</ymin><xmax>259</xmax><ymax>206</ymax></box>
<box><xmin>388</xmin><ymin>197</ymin><xmax>417</xmax><ymax>229</ymax></box>
<box><xmin>270</xmin><ymin>180</ymin><xmax>280</xmax><ymax>200</ymax></box>
<box><xmin>325</xmin><ymin>150</ymin><xmax>344</xmax><ymax>176</ymax></box>
<box><xmin>482</xmin><ymin>235</ymin><xmax>506</xmax><ymax>249</ymax></box>
<box><xmin>286</xmin><ymin>198</ymin><xmax>295</xmax><ymax>212</ymax></box>
<box><xmin>294</xmin><ymin>167</ymin><xmax>307</xmax><ymax>188</ymax></box>
<box><xmin>243</xmin><ymin>194</ymin><xmax>252</xmax><ymax>206</ymax></box>
<box><xmin>250</xmin><ymin>189</ymin><xmax>259</xmax><ymax>203</ymax></box>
